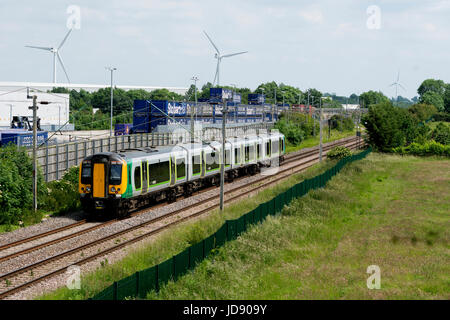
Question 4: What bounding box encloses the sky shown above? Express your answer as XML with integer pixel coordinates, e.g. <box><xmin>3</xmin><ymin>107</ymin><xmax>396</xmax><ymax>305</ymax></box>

<box><xmin>0</xmin><ymin>0</ymin><xmax>449</xmax><ymax>99</ymax></box>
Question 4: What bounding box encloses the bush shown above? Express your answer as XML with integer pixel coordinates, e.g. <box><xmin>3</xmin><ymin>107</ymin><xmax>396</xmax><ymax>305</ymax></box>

<box><xmin>408</xmin><ymin>104</ymin><xmax>437</xmax><ymax>122</ymax></box>
<box><xmin>392</xmin><ymin>141</ymin><xmax>450</xmax><ymax>156</ymax></box>
<box><xmin>432</xmin><ymin>112</ymin><xmax>450</xmax><ymax>122</ymax></box>
<box><xmin>275</xmin><ymin>119</ymin><xmax>304</xmax><ymax>145</ymax></box>
<box><xmin>329</xmin><ymin>115</ymin><xmax>355</xmax><ymax>132</ymax></box>
<box><xmin>430</xmin><ymin>122</ymin><xmax>450</xmax><ymax>145</ymax></box>
<box><xmin>0</xmin><ymin>145</ymin><xmax>46</xmax><ymax>224</ymax></box>
<box><xmin>363</xmin><ymin>102</ymin><xmax>419</xmax><ymax>152</ymax></box>
<box><xmin>41</xmin><ymin>166</ymin><xmax>81</xmax><ymax>215</ymax></box>
<box><xmin>327</xmin><ymin>146</ymin><xmax>352</xmax><ymax>160</ymax></box>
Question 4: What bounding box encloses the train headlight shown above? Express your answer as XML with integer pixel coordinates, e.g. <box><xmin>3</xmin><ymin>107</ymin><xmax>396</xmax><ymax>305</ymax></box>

<box><xmin>111</xmin><ymin>187</ymin><xmax>117</xmax><ymax>193</ymax></box>
<box><xmin>86</xmin><ymin>186</ymin><xmax>91</xmax><ymax>193</ymax></box>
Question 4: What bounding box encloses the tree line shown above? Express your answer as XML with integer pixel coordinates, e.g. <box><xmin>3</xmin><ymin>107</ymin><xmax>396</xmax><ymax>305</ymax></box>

<box><xmin>50</xmin><ymin>78</ymin><xmax>450</xmax><ymax>130</ymax></box>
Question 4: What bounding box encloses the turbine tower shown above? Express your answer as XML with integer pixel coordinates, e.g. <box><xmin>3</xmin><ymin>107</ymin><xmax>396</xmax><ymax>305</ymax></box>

<box><xmin>25</xmin><ymin>28</ymin><xmax>73</xmax><ymax>83</ymax></box>
<box><xmin>389</xmin><ymin>70</ymin><xmax>406</xmax><ymax>105</ymax></box>
<box><xmin>203</xmin><ymin>31</ymin><xmax>247</xmax><ymax>87</ymax></box>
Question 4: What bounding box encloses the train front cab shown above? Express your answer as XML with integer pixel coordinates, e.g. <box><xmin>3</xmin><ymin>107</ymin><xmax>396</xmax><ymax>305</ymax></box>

<box><xmin>79</xmin><ymin>153</ymin><xmax>127</xmax><ymax>216</ymax></box>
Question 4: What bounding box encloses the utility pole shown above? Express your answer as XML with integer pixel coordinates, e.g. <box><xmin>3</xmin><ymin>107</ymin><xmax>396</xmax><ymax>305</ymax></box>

<box><xmin>219</xmin><ymin>100</ymin><xmax>227</xmax><ymax>212</ymax></box>
<box><xmin>28</xmin><ymin>96</ymin><xmax>50</xmax><ymax>213</ymax></box>
<box><xmin>30</xmin><ymin>96</ymin><xmax>38</xmax><ymax>213</ymax></box>
<box><xmin>106</xmin><ymin>67</ymin><xmax>117</xmax><ymax>137</ymax></box>
<box><xmin>319</xmin><ymin>97</ymin><xmax>323</xmax><ymax>162</ymax></box>
<box><xmin>190</xmin><ymin>76</ymin><xmax>199</xmax><ymax>143</ymax></box>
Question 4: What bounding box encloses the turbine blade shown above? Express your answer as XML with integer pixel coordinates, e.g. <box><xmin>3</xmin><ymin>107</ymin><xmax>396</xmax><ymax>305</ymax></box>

<box><xmin>57</xmin><ymin>52</ymin><xmax>70</xmax><ymax>83</ymax></box>
<box><xmin>389</xmin><ymin>83</ymin><xmax>396</xmax><ymax>87</ymax></box>
<box><xmin>398</xmin><ymin>83</ymin><xmax>406</xmax><ymax>91</ymax></box>
<box><xmin>222</xmin><ymin>51</ymin><xmax>248</xmax><ymax>58</ymax></box>
<box><xmin>213</xmin><ymin>60</ymin><xmax>219</xmax><ymax>86</ymax></box>
<box><xmin>25</xmin><ymin>45</ymin><xmax>52</xmax><ymax>51</ymax></box>
<box><xmin>203</xmin><ymin>30</ymin><xmax>220</xmax><ymax>55</ymax></box>
<box><xmin>58</xmin><ymin>28</ymin><xmax>73</xmax><ymax>50</ymax></box>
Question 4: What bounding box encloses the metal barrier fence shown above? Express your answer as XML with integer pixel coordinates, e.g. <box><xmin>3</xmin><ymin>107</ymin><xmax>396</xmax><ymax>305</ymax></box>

<box><xmin>27</xmin><ymin>123</ymin><xmax>273</xmax><ymax>182</ymax></box>
<box><xmin>90</xmin><ymin>147</ymin><xmax>372</xmax><ymax>300</ymax></box>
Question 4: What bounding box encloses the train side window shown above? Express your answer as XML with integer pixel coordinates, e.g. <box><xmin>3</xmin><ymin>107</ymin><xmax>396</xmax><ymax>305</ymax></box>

<box><xmin>176</xmin><ymin>158</ymin><xmax>186</xmax><ymax>179</ymax></box>
<box><xmin>134</xmin><ymin>166</ymin><xmax>141</xmax><ymax>190</ymax></box>
<box><xmin>149</xmin><ymin>161</ymin><xmax>170</xmax><ymax>186</ymax></box>
<box><xmin>234</xmin><ymin>147</ymin><xmax>240</xmax><ymax>164</ymax></box>
<box><xmin>192</xmin><ymin>155</ymin><xmax>201</xmax><ymax>175</ymax></box>
<box><xmin>225</xmin><ymin>149</ymin><xmax>231</xmax><ymax>166</ymax></box>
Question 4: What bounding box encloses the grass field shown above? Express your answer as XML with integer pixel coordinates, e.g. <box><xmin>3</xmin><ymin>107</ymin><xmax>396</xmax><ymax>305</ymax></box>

<box><xmin>143</xmin><ymin>153</ymin><xmax>449</xmax><ymax>300</ymax></box>
<box><xmin>40</xmin><ymin>153</ymin><xmax>449</xmax><ymax>300</ymax></box>
<box><xmin>285</xmin><ymin>129</ymin><xmax>356</xmax><ymax>154</ymax></box>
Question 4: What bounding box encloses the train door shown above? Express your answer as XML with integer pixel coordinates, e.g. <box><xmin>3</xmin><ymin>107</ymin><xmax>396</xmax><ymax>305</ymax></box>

<box><xmin>142</xmin><ymin>160</ymin><xmax>148</xmax><ymax>193</ymax></box>
<box><xmin>93</xmin><ymin>163</ymin><xmax>106</xmax><ymax>198</ymax></box>
<box><xmin>170</xmin><ymin>156</ymin><xmax>176</xmax><ymax>186</ymax></box>
<box><xmin>201</xmin><ymin>151</ymin><xmax>206</xmax><ymax>177</ymax></box>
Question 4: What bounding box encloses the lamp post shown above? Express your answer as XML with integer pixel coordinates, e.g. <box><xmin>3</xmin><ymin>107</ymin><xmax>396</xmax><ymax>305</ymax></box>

<box><xmin>219</xmin><ymin>99</ymin><xmax>227</xmax><ymax>212</ymax></box>
<box><xmin>190</xmin><ymin>76</ymin><xmax>199</xmax><ymax>143</ymax></box>
<box><xmin>231</xmin><ymin>83</ymin><xmax>237</xmax><ymax>123</ymax></box>
<box><xmin>105</xmin><ymin>67</ymin><xmax>117</xmax><ymax>137</ymax></box>
<box><xmin>319</xmin><ymin>97</ymin><xmax>323</xmax><ymax>162</ymax></box>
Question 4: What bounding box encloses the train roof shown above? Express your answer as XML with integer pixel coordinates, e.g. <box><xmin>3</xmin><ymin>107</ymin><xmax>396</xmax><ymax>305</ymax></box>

<box><xmin>87</xmin><ymin>133</ymin><xmax>284</xmax><ymax>161</ymax></box>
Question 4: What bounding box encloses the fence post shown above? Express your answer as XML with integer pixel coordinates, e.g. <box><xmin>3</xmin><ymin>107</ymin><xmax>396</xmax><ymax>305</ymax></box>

<box><xmin>56</xmin><ymin>141</ymin><xmax>59</xmax><ymax>180</ymax></box>
<box><xmin>135</xmin><ymin>271</ymin><xmax>140</xmax><ymax>298</ymax></box>
<box><xmin>113</xmin><ymin>281</ymin><xmax>118</xmax><ymax>300</ymax></box>
<box><xmin>66</xmin><ymin>144</ymin><xmax>69</xmax><ymax>172</ymax></box>
<box><xmin>75</xmin><ymin>141</ymin><xmax>78</xmax><ymax>166</ymax></box>
<box><xmin>45</xmin><ymin>145</ymin><xmax>49</xmax><ymax>182</ymax></box>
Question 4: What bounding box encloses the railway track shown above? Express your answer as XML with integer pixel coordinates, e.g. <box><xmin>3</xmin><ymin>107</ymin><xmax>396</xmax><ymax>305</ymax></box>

<box><xmin>0</xmin><ymin>135</ymin><xmax>357</xmax><ymax>255</ymax></box>
<box><xmin>0</xmin><ymin>136</ymin><xmax>362</xmax><ymax>299</ymax></box>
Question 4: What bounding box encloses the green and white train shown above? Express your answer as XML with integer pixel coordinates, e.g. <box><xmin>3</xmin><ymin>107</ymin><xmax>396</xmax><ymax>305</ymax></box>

<box><xmin>79</xmin><ymin>132</ymin><xmax>286</xmax><ymax>218</ymax></box>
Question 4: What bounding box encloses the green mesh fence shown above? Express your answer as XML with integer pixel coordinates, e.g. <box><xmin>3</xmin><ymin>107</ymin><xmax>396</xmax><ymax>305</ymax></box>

<box><xmin>90</xmin><ymin>147</ymin><xmax>372</xmax><ymax>300</ymax></box>
<box><xmin>190</xmin><ymin>241</ymin><xmax>204</xmax><ymax>267</ymax></box>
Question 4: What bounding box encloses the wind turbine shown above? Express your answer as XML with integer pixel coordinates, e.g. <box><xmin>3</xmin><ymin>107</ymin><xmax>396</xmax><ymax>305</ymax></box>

<box><xmin>203</xmin><ymin>31</ymin><xmax>247</xmax><ymax>87</ymax></box>
<box><xmin>389</xmin><ymin>70</ymin><xmax>406</xmax><ymax>105</ymax></box>
<box><xmin>25</xmin><ymin>28</ymin><xmax>73</xmax><ymax>83</ymax></box>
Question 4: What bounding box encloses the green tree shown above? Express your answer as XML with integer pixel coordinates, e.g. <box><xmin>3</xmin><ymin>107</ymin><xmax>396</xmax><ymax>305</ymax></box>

<box><xmin>417</xmin><ymin>79</ymin><xmax>446</xmax><ymax>97</ymax></box>
<box><xmin>408</xmin><ymin>104</ymin><xmax>437</xmax><ymax>122</ymax></box>
<box><xmin>421</xmin><ymin>91</ymin><xmax>444</xmax><ymax>112</ymax></box>
<box><xmin>359</xmin><ymin>91</ymin><xmax>389</xmax><ymax>108</ymax></box>
<box><xmin>363</xmin><ymin>102</ymin><xmax>419</xmax><ymax>151</ymax></box>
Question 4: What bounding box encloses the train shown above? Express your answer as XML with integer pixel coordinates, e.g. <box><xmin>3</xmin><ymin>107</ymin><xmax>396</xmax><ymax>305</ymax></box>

<box><xmin>79</xmin><ymin>132</ymin><xmax>286</xmax><ymax>218</ymax></box>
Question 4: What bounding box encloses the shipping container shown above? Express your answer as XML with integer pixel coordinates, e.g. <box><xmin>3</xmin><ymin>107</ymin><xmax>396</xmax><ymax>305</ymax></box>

<box><xmin>209</xmin><ymin>88</ymin><xmax>233</xmax><ymax>103</ymax></box>
<box><xmin>248</xmin><ymin>94</ymin><xmax>265</xmax><ymax>105</ymax></box>
<box><xmin>133</xmin><ymin>100</ymin><xmax>151</xmax><ymax>133</ymax></box>
<box><xmin>114</xmin><ymin>124</ymin><xmax>132</xmax><ymax>136</ymax></box>
<box><xmin>0</xmin><ymin>130</ymin><xmax>48</xmax><ymax>147</ymax></box>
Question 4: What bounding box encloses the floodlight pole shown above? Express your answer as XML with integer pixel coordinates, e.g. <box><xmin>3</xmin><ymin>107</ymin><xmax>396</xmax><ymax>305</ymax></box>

<box><xmin>219</xmin><ymin>100</ymin><xmax>227</xmax><ymax>212</ymax></box>
<box><xmin>191</xmin><ymin>76</ymin><xmax>199</xmax><ymax>143</ymax></box>
<box><xmin>30</xmin><ymin>96</ymin><xmax>38</xmax><ymax>212</ymax></box>
<box><xmin>319</xmin><ymin>97</ymin><xmax>323</xmax><ymax>162</ymax></box>
<box><xmin>106</xmin><ymin>67</ymin><xmax>117</xmax><ymax>137</ymax></box>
